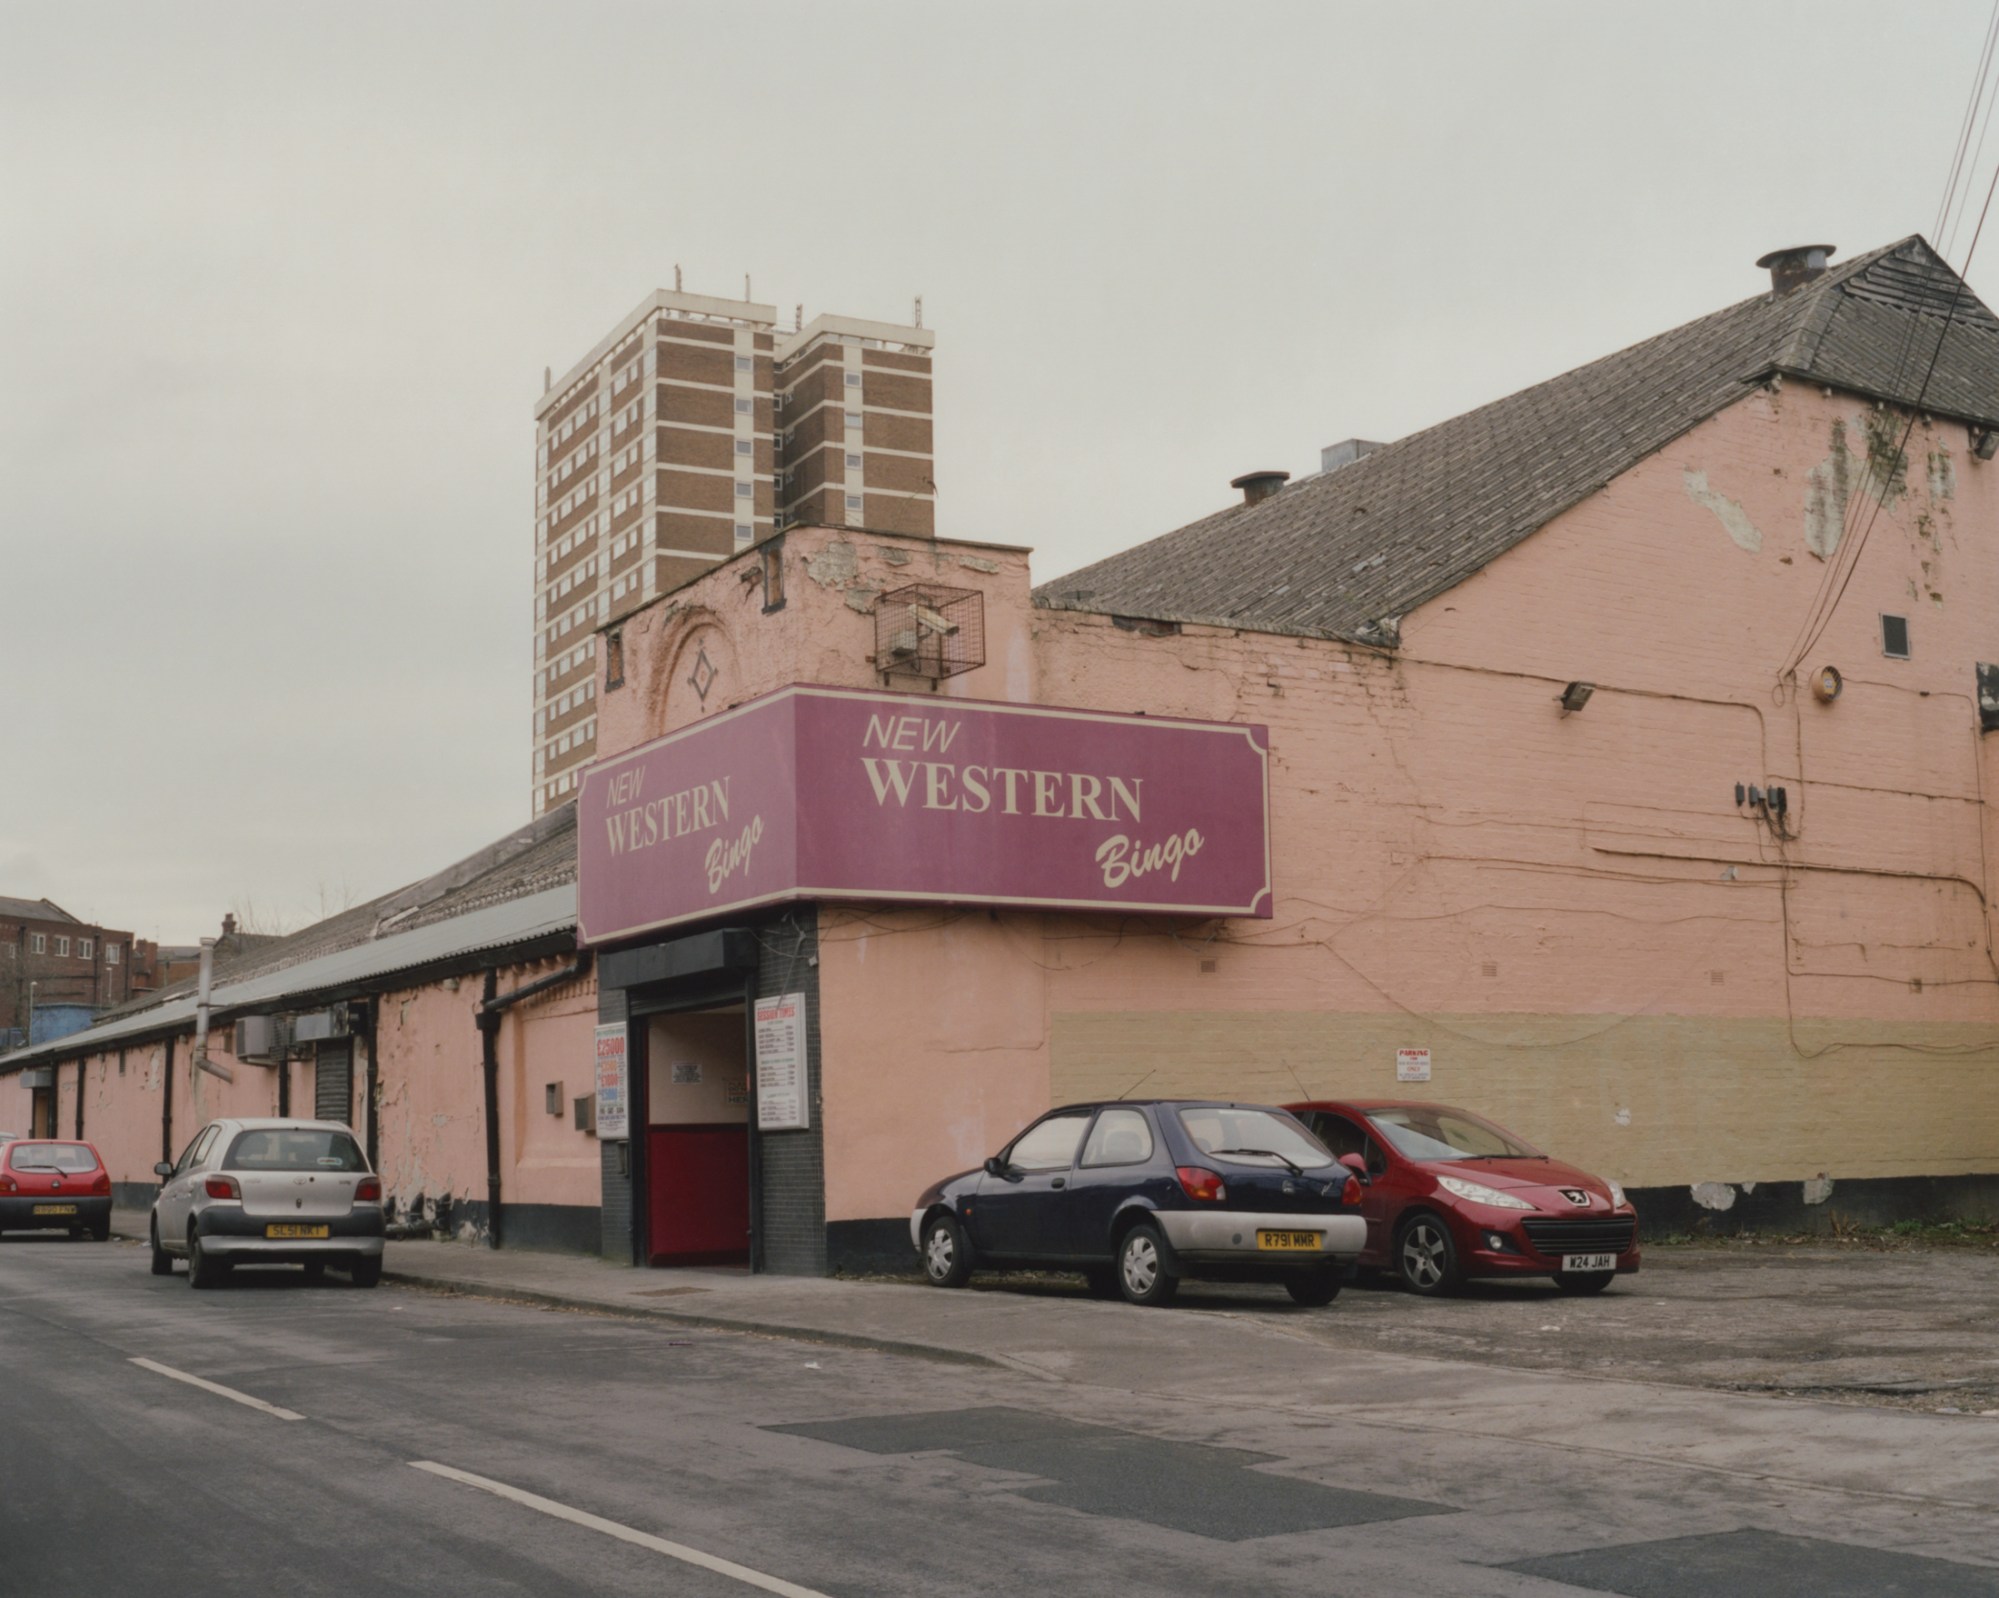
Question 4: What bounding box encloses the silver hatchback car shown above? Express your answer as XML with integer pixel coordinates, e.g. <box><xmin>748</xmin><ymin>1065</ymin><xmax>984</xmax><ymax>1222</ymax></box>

<box><xmin>149</xmin><ymin>1117</ymin><xmax>386</xmax><ymax>1288</ymax></box>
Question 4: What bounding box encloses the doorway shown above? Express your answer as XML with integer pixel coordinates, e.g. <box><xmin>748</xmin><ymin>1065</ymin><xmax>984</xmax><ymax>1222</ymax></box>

<box><xmin>644</xmin><ymin>1005</ymin><xmax>751</xmax><ymax>1266</ymax></box>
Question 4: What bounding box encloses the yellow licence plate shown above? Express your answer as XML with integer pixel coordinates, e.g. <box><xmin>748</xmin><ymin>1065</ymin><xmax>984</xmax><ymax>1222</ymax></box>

<box><xmin>265</xmin><ymin>1224</ymin><xmax>331</xmax><ymax>1239</ymax></box>
<box><xmin>1256</xmin><ymin>1229</ymin><xmax>1322</xmax><ymax>1251</ymax></box>
<box><xmin>33</xmin><ymin>1204</ymin><xmax>77</xmax><ymax>1216</ymax></box>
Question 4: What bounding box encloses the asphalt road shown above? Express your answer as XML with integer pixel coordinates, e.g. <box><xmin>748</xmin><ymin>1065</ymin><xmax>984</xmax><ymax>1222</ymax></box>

<box><xmin>4</xmin><ymin>1237</ymin><xmax>1997</xmax><ymax>1598</ymax></box>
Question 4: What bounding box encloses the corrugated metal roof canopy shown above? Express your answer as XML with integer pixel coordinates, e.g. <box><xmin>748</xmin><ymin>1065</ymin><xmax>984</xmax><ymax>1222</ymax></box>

<box><xmin>0</xmin><ymin>885</ymin><xmax>576</xmax><ymax>1071</ymax></box>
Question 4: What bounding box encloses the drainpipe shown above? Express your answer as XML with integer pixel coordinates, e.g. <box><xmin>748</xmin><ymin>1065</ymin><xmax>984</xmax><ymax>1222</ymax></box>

<box><xmin>192</xmin><ymin>937</ymin><xmax>232</xmax><ymax>1082</ymax></box>
<box><xmin>361</xmin><ymin>997</ymin><xmax>379</xmax><ymax>1171</ymax></box>
<box><xmin>474</xmin><ymin>953</ymin><xmax>593</xmax><ymax>1252</ymax></box>
<box><xmin>160</xmin><ymin>1034</ymin><xmax>175</xmax><ymax>1168</ymax></box>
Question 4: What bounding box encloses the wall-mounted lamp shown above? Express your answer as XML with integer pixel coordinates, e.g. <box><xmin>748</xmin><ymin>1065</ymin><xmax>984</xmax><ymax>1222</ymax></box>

<box><xmin>1973</xmin><ymin>428</ymin><xmax>1999</xmax><ymax>462</ymax></box>
<box><xmin>1557</xmin><ymin>681</ymin><xmax>1595</xmax><ymax>715</ymax></box>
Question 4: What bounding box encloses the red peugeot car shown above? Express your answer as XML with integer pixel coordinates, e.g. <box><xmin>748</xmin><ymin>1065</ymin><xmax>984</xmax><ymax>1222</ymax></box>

<box><xmin>0</xmin><ymin>1139</ymin><xmax>113</xmax><ymax>1241</ymax></box>
<box><xmin>1285</xmin><ymin>1100</ymin><xmax>1639</xmax><ymax>1296</ymax></box>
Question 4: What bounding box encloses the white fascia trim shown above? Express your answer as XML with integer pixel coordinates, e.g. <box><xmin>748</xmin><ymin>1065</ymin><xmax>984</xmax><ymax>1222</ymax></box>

<box><xmin>776</xmin><ymin>311</ymin><xmax>934</xmax><ymax>362</ymax></box>
<box><xmin>539</xmin><ymin>290</ymin><xmax>778</xmax><ymax>421</ymax></box>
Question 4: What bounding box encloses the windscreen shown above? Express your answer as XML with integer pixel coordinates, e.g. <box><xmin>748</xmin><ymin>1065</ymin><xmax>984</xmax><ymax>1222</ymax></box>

<box><xmin>1367</xmin><ymin>1105</ymin><xmax>1541</xmax><ymax>1162</ymax></box>
<box><xmin>7</xmin><ymin>1142</ymin><xmax>100</xmax><ymax>1173</ymax></box>
<box><xmin>1175</xmin><ymin>1107</ymin><xmax>1332</xmax><ymax>1168</ymax></box>
<box><xmin>224</xmin><ymin>1129</ymin><xmax>368</xmax><ymax>1173</ymax></box>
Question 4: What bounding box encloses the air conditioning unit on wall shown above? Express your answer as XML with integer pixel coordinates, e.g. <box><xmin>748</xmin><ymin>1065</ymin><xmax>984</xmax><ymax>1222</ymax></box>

<box><xmin>233</xmin><ymin>1016</ymin><xmax>283</xmax><ymax>1064</ymax></box>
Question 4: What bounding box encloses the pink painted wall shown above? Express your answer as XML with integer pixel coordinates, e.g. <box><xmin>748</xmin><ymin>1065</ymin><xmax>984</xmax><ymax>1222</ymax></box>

<box><xmin>1</xmin><ymin>955</ymin><xmax>602</xmax><ymax>1238</ymax></box>
<box><xmin>595</xmin><ymin>392</ymin><xmax>1999</xmax><ymax>1225</ymax></box>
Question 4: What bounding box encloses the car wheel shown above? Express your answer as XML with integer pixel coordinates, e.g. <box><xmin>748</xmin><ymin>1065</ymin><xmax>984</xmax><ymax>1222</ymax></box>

<box><xmin>1395</xmin><ymin>1213</ymin><xmax>1461</xmax><ymax>1296</ymax></box>
<box><xmin>1285</xmin><ymin>1264</ymin><xmax>1344</xmax><ymax>1306</ymax></box>
<box><xmin>1116</xmin><ymin>1223</ymin><xmax>1179</xmax><ymax>1307</ymax></box>
<box><xmin>90</xmin><ymin>1221</ymin><xmax>110</xmax><ymax>1243</ymax></box>
<box><xmin>149</xmin><ymin>1220</ymin><xmax>173</xmax><ymax>1276</ymax></box>
<box><xmin>349</xmin><ymin>1256</ymin><xmax>383</xmax><ymax>1289</ymax></box>
<box><xmin>187</xmin><ymin>1229</ymin><xmax>227</xmax><ymax>1290</ymax></box>
<box><xmin>920</xmin><ymin>1214</ymin><xmax>973</xmax><ymax>1288</ymax></box>
<box><xmin>1553</xmin><ymin>1269</ymin><xmax>1616</xmax><ymax>1295</ymax></box>
<box><xmin>303</xmin><ymin>1260</ymin><xmax>327</xmax><ymax>1282</ymax></box>
<box><xmin>1082</xmin><ymin>1265</ymin><xmax>1121</xmax><ymax>1299</ymax></box>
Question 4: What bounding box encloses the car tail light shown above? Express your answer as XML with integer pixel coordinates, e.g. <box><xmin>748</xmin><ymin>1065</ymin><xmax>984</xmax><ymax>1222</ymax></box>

<box><xmin>1176</xmin><ymin>1166</ymin><xmax>1227</xmax><ymax>1202</ymax></box>
<box><xmin>354</xmin><ymin>1177</ymin><xmax>382</xmax><ymax>1203</ymax></box>
<box><xmin>1341</xmin><ymin>1175</ymin><xmax>1363</xmax><ymax>1205</ymax></box>
<box><xmin>204</xmin><ymin>1175</ymin><xmax>241</xmax><ymax>1200</ymax></box>
<box><xmin>0</xmin><ymin>1175</ymin><xmax>14</xmax><ymax>1194</ymax></box>
<box><xmin>90</xmin><ymin>1172</ymin><xmax>112</xmax><ymax>1196</ymax></box>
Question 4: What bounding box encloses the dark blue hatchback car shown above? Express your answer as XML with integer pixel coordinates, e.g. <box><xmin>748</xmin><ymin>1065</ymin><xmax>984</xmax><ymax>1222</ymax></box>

<box><xmin>910</xmin><ymin>1100</ymin><xmax>1367</xmax><ymax>1307</ymax></box>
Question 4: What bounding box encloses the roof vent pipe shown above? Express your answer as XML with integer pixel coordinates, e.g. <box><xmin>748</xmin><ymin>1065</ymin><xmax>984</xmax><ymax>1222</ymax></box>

<box><xmin>1757</xmin><ymin>244</ymin><xmax>1835</xmax><ymax>296</ymax></box>
<box><xmin>192</xmin><ymin>936</ymin><xmax>232</xmax><ymax>1081</ymax></box>
<box><xmin>1230</xmin><ymin>470</ymin><xmax>1290</xmax><ymax>506</ymax></box>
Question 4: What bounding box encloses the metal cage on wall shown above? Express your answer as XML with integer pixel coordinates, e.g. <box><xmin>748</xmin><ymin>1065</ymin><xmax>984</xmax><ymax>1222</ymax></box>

<box><xmin>874</xmin><ymin>583</ymin><xmax>986</xmax><ymax>682</ymax></box>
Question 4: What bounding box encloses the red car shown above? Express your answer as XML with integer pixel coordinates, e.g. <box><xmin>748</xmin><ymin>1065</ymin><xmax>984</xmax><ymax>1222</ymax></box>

<box><xmin>1285</xmin><ymin>1100</ymin><xmax>1638</xmax><ymax>1295</ymax></box>
<box><xmin>0</xmin><ymin>1139</ymin><xmax>113</xmax><ymax>1241</ymax></box>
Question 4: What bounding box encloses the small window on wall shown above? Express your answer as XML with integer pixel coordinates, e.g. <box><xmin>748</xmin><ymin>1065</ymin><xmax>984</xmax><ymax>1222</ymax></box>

<box><xmin>31</xmin><ymin>933</ymin><xmax>45</xmax><ymax>954</ymax></box>
<box><xmin>79</xmin><ymin>939</ymin><xmax>93</xmax><ymax>959</ymax></box>
<box><xmin>106</xmin><ymin>944</ymin><xmax>121</xmax><ymax>966</ymax></box>
<box><xmin>1882</xmin><ymin>614</ymin><xmax>1911</xmax><ymax>659</ymax></box>
<box><xmin>54</xmin><ymin>937</ymin><xmax>69</xmax><ymax>957</ymax></box>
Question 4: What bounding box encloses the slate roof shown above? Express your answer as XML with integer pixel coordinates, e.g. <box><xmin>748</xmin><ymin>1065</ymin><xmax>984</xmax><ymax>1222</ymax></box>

<box><xmin>1035</xmin><ymin>237</ymin><xmax>1999</xmax><ymax>646</ymax></box>
<box><xmin>1</xmin><ymin>804</ymin><xmax>580</xmax><ymax>1066</ymax></box>
<box><xmin>0</xmin><ymin>896</ymin><xmax>80</xmax><ymax>925</ymax></box>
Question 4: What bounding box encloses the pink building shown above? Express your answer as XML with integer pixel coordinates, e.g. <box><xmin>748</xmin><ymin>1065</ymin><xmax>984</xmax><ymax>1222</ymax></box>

<box><xmin>9</xmin><ymin>237</ymin><xmax>1998</xmax><ymax>1271</ymax></box>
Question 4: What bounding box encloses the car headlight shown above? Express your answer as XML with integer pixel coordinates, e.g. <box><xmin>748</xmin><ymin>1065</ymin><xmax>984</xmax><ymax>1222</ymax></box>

<box><xmin>1608</xmin><ymin>1181</ymin><xmax>1628</xmax><ymax>1209</ymax></box>
<box><xmin>1437</xmin><ymin>1175</ymin><xmax>1536</xmax><ymax>1210</ymax></box>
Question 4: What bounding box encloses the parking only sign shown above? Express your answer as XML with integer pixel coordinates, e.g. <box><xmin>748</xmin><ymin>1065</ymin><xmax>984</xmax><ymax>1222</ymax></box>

<box><xmin>1396</xmin><ymin>1047</ymin><xmax>1432</xmax><ymax>1083</ymax></box>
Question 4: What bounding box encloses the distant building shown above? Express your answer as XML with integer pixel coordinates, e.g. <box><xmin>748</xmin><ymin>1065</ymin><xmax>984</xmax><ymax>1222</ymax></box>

<box><xmin>0</xmin><ymin>897</ymin><xmax>139</xmax><ymax>1048</ymax></box>
<box><xmin>531</xmin><ymin>287</ymin><xmax>933</xmax><ymax>816</ymax></box>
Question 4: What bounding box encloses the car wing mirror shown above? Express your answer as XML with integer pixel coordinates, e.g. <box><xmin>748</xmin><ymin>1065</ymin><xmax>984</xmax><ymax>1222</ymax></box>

<box><xmin>983</xmin><ymin>1156</ymin><xmax>1008</xmax><ymax>1178</ymax></box>
<box><xmin>153</xmin><ymin>1161</ymin><xmax>174</xmax><ymax>1179</ymax></box>
<box><xmin>1336</xmin><ymin>1153</ymin><xmax>1369</xmax><ymax>1183</ymax></box>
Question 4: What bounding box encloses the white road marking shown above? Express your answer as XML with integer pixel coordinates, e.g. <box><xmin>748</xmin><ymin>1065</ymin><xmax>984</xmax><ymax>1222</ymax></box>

<box><xmin>129</xmin><ymin>1357</ymin><xmax>305</xmax><ymax>1422</ymax></box>
<box><xmin>409</xmin><ymin>1461</ymin><xmax>833</xmax><ymax>1598</ymax></box>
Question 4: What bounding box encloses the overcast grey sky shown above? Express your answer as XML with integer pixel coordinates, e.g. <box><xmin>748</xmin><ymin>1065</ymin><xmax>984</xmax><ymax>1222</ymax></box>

<box><xmin>2</xmin><ymin>1</ymin><xmax>1992</xmax><ymax>943</ymax></box>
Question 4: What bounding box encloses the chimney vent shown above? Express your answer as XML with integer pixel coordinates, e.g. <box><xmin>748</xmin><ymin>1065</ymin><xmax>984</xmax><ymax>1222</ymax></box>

<box><xmin>1230</xmin><ymin>470</ymin><xmax>1290</xmax><ymax>506</ymax></box>
<box><xmin>1320</xmin><ymin>439</ymin><xmax>1384</xmax><ymax>475</ymax></box>
<box><xmin>1757</xmin><ymin>244</ymin><xmax>1835</xmax><ymax>296</ymax></box>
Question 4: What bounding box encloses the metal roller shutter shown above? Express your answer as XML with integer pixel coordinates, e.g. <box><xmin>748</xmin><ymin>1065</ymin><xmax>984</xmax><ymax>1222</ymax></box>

<box><xmin>315</xmin><ymin>1042</ymin><xmax>352</xmax><ymax>1126</ymax></box>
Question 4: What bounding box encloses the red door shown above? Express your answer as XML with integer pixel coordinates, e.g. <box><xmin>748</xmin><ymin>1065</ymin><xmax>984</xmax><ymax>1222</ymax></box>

<box><xmin>647</xmin><ymin>1125</ymin><xmax>749</xmax><ymax>1265</ymax></box>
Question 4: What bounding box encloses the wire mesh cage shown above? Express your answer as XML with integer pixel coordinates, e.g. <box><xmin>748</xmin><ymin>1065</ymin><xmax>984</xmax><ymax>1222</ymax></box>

<box><xmin>874</xmin><ymin>582</ymin><xmax>986</xmax><ymax>681</ymax></box>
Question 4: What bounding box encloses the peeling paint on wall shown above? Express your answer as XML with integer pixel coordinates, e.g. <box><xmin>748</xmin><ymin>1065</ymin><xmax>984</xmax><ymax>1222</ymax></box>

<box><xmin>1803</xmin><ymin>1174</ymin><xmax>1835</xmax><ymax>1205</ymax></box>
<box><xmin>804</xmin><ymin>539</ymin><xmax>859</xmax><ymax>588</ymax></box>
<box><xmin>1682</xmin><ymin>468</ymin><xmax>1762</xmax><ymax>552</ymax></box>
<box><xmin>1805</xmin><ymin>419</ymin><xmax>1852</xmax><ymax>558</ymax></box>
<box><xmin>1690</xmin><ymin>1180</ymin><xmax>1737</xmax><ymax>1211</ymax></box>
<box><xmin>1928</xmin><ymin>447</ymin><xmax>1957</xmax><ymax>501</ymax></box>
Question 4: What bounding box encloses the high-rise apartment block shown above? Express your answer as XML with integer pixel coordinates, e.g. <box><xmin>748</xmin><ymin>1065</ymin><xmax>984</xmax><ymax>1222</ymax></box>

<box><xmin>531</xmin><ymin>289</ymin><xmax>933</xmax><ymax>815</ymax></box>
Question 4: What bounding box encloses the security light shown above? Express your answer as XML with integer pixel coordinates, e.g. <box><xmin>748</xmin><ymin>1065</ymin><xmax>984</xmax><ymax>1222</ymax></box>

<box><xmin>1557</xmin><ymin>681</ymin><xmax>1595</xmax><ymax>715</ymax></box>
